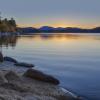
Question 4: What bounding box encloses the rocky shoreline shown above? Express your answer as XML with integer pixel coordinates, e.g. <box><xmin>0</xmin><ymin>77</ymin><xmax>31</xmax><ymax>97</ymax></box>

<box><xmin>0</xmin><ymin>56</ymin><xmax>83</xmax><ymax>100</ymax></box>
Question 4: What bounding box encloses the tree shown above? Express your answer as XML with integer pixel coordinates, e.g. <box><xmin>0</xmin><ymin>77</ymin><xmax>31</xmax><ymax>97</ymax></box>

<box><xmin>0</xmin><ymin>12</ymin><xmax>2</xmax><ymax>24</ymax></box>
<box><xmin>8</xmin><ymin>18</ymin><xmax>16</xmax><ymax>27</ymax></box>
<box><xmin>0</xmin><ymin>15</ymin><xmax>17</xmax><ymax>32</ymax></box>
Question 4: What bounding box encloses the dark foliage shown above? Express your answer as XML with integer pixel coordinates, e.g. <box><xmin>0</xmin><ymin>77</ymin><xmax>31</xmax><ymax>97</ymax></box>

<box><xmin>0</xmin><ymin>17</ymin><xmax>17</xmax><ymax>32</ymax></box>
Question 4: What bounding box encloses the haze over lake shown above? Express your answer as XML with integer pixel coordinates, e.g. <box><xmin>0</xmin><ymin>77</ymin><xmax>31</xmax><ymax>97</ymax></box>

<box><xmin>1</xmin><ymin>33</ymin><xmax>100</xmax><ymax>100</ymax></box>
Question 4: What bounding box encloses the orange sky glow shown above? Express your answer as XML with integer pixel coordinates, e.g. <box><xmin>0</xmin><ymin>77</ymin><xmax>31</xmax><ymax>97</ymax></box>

<box><xmin>18</xmin><ymin>23</ymin><xmax>99</xmax><ymax>29</ymax></box>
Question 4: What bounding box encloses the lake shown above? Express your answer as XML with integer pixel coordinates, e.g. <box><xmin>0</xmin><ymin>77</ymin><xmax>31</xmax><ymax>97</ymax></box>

<box><xmin>1</xmin><ymin>33</ymin><xmax>100</xmax><ymax>100</ymax></box>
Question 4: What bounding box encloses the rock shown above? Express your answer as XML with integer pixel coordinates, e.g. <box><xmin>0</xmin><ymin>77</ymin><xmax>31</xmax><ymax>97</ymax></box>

<box><xmin>54</xmin><ymin>95</ymin><xmax>76</xmax><ymax>100</ymax></box>
<box><xmin>0</xmin><ymin>83</ymin><xmax>28</xmax><ymax>92</ymax></box>
<box><xmin>23</xmin><ymin>69</ymin><xmax>60</xmax><ymax>85</ymax></box>
<box><xmin>14</xmin><ymin>62</ymin><xmax>34</xmax><ymax>68</ymax></box>
<box><xmin>0</xmin><ymin>76</ymin><xmax>5</xmax><ymax>83</ymax></box>
<box><xmin>0</xmin><ymin>94</ymin><xmax>25</xmax><ymax>100</ymax></box>
<box><xmin>24</xmin><ymin>96</ymin><xmax>38</xmax><ymax>100</ymax></box>
<box><xmin>4</xmin><ymin>57</ymin><xmax>17</xmax><ymax>63</ymax></box>
<box><xmin>5</xmin><ymin>71</ymin><xmax>20</xmax><ymax>82</ymax></box>
<box><xmin>0</xmin><ymin>72</ymin><xmax>7</xmax><ymax>84</ymax></box>
<box><xmin>0</xmin><ymin>52</ymin><xmax>3</xmax><ymax>62</ymax></box>
<box><xmin>0</xmin><ymin>95</ymin><xmax>5</xmax><ymax>100</ymax></box>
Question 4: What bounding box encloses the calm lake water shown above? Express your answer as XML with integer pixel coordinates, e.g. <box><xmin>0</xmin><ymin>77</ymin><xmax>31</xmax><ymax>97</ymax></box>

<box><xmin>1</xmin><ymin>33</ymin><xmax>100</xmax><ymax>100</ymax></box>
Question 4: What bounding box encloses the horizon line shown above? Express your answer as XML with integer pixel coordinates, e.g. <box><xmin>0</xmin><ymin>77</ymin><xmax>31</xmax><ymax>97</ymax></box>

<box><xmin>17</xmin><ymin>25</ymin><xmax>100</xmax><ymax>29</ymax></box>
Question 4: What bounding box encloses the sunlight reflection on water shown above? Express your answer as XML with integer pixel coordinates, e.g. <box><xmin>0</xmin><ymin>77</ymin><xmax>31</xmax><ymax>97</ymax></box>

<box><xmin>1</xmin><ymin>33</ymin><xmax>100</xmax><ymax>100</ymax></box>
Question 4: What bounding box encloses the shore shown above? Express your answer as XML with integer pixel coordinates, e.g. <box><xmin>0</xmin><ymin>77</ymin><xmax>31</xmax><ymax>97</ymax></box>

<box><xmin>0</xmin><ymin>57</ymin><xmax>83</xmax><ymax>100</ymax></box>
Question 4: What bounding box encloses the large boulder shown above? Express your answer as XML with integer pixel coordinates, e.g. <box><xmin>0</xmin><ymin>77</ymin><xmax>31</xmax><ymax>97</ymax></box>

<box><xmin>14</xmin><ymin>62</ymin><xmax>35</xmax><ymax>68</ymax></box>
<box><xmin>23</xmin><ymin>69</ymin><xmax>60</xmax><ymax>85</ymax></box>
<box><xmin>0</xmin><ymin>52</ymin><xmax>3</xmax><ymax>62</ymax></box>
<box><xmin>5</xmin><ymin>71</ymin><xmax>20</xmax><ymax>82</ymax></box>
<box><xmin>4</xmin><ymin>57</ymin><xmax>17</xmax><ymax>63</ymax></box>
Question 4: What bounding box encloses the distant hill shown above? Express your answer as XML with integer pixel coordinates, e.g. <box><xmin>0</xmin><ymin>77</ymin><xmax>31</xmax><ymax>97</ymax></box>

<box><xmin>18</xmin><ymin>26</ymin><xmax>100</xmax><ymax>34</ymax></box>
<box><xmin>39</xmin><ymin>26</ymin><xmax>55</xmax><ymax>31</ymax></box>
<box><xmin>91</xmin><ymin>27</ymin><xmax>100</xmax><ymax>33</ymax></box>
<box><xmin>18</xmin><ymin>27</ymin><xmax>40</xmax><ymax>34</ymax></box>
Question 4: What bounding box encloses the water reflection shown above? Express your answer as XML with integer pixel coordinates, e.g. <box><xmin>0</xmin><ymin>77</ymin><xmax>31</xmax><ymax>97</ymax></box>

<box><xmin>0</xmin><ymin>36</ymin><xmax>18</xmax><ymax>49</ymax></box>
<box><xmin>18</xmin><ymin>33</ymin><xmax>100</xmax><ymax>40</ymax></box>
<box><xmin>2</xmin><ymin>33</ymin><xmax>100</xmax><ymax>99</ymax></box>
<box><xmin>0</xmin><ymin>33</ymin><xmax>100</xmax><ymax>48</ymax></box>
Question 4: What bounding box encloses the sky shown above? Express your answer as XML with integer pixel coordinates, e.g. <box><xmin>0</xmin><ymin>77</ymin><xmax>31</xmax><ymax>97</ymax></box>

<box><xmin>0</xmin><ymin>0</ymin><xmax>100</xmax><ymax>28</ymax></box>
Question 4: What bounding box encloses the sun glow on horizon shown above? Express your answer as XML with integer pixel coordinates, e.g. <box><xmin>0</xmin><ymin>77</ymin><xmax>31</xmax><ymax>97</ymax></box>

<box><xmin>18</xmin><ymin>19</ymin><xmax>100</xmax><ymax>29</ymax></box>
<box><xmin>17</xmin><ymin>17</ymin><xmax>100</xmax><ymax>29</ymax></box>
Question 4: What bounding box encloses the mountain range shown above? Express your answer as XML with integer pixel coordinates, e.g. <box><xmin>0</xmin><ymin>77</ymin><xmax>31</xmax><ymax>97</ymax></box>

<box><xmin>18</xmin><ymin>26</ymin><xmax>100</xmax><ymax>34</ymax></box>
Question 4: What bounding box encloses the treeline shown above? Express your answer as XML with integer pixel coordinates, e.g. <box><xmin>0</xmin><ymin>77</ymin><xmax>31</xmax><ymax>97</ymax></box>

<box><xmin>0</xmin><ymin>18</ymin><xmax>17</xmax><ymax>32</ymax></box>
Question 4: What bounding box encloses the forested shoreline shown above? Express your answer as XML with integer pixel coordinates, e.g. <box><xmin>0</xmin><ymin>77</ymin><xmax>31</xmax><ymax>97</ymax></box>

<box><xmin>0</xmin><ymin>15</ymin><xmax>17</xmax><ymax>33</ymax></box>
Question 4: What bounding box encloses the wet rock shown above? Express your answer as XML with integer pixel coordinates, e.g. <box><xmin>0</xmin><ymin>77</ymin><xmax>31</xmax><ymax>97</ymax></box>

<box><xmin>4</xmin><ymin>57</ymin><xmax>17</xmax><ymax>63</ymax></box>
<box><xmin>14</xmin><ymin>62</ymin><xmax>35</xmax><ymax>68</ymax></box>
<box><xmin>0</xmin><ymin>52</ymin><xmax>3</xmax><ymax>62</ymax></box>
<box><xmin>23</xmin><ymin>69</ymin><xmax>60</xmax><ymax>85</ymax></box>
<box><xmin>5</xmin><ymin>71</ymin><xmax>20</xmax><ymax>82</ymax></box>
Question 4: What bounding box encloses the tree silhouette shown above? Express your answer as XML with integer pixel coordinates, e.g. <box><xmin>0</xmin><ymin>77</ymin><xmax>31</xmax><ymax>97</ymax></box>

<box><xmin>0</xmin><ymin>15</ymin><xmax>17</xmax><ymax>32</ymax></box>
